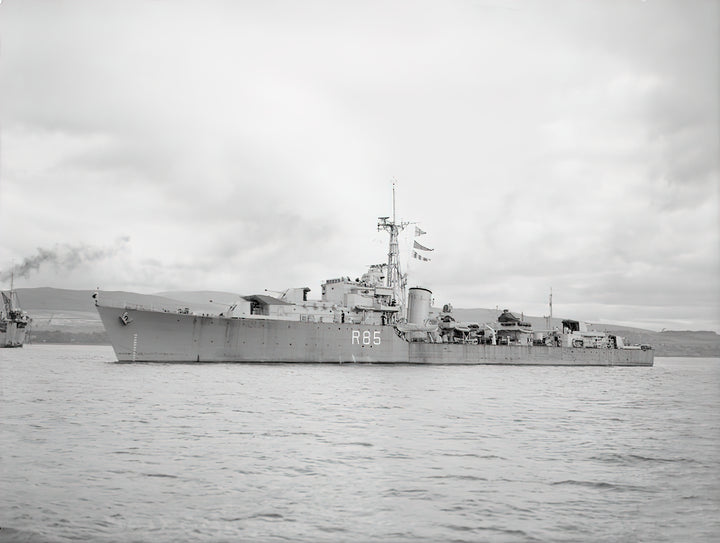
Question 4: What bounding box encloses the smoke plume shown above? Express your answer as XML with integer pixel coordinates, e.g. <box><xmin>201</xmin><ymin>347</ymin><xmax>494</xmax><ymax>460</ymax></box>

<box><xmin>1</xmin><ymin>237</ymin><xmax>130</xmax><ymax>282</ymax></box>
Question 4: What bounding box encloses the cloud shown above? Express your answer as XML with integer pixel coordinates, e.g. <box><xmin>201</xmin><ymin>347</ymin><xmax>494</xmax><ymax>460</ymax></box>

<box><xmin>0</xmin><ymin>0</ymin><xmax>718</xmax><ymax>331</ymax></box>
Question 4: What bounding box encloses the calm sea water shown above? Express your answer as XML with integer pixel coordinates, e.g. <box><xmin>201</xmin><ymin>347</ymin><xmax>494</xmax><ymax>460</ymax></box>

<box><xmin>1</xmin><ymin>345</ymin><xmax>718</xmax><ymax>543</ymax></box>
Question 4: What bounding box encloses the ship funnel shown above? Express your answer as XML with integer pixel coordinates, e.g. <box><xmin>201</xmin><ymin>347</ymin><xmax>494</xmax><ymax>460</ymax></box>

<box><xmin>407</xmin><ymin>287</ymin><xmax>432</xmax><ymax>325</ymax></box>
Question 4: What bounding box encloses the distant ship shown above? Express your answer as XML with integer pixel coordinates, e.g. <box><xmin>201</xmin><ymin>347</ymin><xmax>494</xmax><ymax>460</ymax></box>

<box><xmin>1</xmin><ymin>277</ymin><xmax>31</xmax><ymax>348</ymax></box>
<box><xmin>95</xmin><ymin>194</ymin><xmax>653</xmax><ymax>366</ymax></box>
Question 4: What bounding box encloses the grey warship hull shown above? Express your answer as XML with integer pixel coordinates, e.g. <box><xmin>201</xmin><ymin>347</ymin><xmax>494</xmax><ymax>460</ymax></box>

<box><xmin>96</xmin><ymin>194</ymin><xmax>654</xmax><ymax>366</ymax></box>
<box><xmin>96</xmin><ymin>304</ymin><xmax>654</xmax><ymax>366</ymax></box>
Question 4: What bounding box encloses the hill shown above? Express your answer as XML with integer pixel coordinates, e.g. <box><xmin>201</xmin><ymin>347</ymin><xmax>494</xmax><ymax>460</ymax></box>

<box><xmin>10</xmin><ymin>287</ymin><xmax>720</xmax><ymax>357</ymax></box>
<box><xmin>15</xmin><ymin>287</ymin><xmax>228</xmax><ymax>313</ymax></box>
<box><xmin>16</xmin><ymin>287</ymin><xmax>98</xmax><ymax>312</ymax></box>
<box><xmin>645</xmin><ymin>330</ymin><xmax>720</xmax><ymax>357</ymax></box>
<box><xmin>15</xmin><ymin>288</ymin><xmax>235</xmax><ymax>340</ymax></box>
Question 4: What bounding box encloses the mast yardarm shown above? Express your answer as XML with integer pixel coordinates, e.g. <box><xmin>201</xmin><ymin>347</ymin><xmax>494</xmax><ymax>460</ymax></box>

<box><xmin>377</xmin><ymin>183</ymin><xmax>409</xmax><ymax>313</ymax></box>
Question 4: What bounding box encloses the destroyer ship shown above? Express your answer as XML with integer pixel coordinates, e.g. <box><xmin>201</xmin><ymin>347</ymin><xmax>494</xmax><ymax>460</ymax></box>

<box><xmin>95</xmin><ymin>207</ymin><xmax>654</xmax><ymax>366</ymax></box>
<box><xmin>1</xmin><ymin>278</ymin><xmax>31</xmax><ymax>348</ymax></box>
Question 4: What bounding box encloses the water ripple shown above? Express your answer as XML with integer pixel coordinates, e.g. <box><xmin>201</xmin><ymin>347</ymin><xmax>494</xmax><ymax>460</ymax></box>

<box><xmin>1</xmin><ymin>347</ymin><xmax>719</xmax><ymax>543</ymax></box>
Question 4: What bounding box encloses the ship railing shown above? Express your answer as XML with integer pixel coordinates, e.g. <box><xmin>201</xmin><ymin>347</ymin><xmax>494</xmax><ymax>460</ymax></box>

<box><xmin>116</xmin><ymin>302</ymin><xmax>193</xmax><ymax>314</ymax></box>
<box><xmin>120</xmin><ymin>302</ymin><xmax>158</xmax><ymax>312</ymax></box>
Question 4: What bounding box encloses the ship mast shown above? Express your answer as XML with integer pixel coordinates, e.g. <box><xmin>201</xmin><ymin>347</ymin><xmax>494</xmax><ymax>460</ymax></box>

<box><xmin>549</xmin><ymin>287</ymin><xmax>553</xmax><ymax>319</ymax></box>
<box><xmin>544</xmin><ymin>287</ymin><xmax>553</xmax><ymax>330</ymax></box>
<box><xmin>378</xmin><ymin>182</ymin><xmax>409</xmax><ymax>314</ymax></box>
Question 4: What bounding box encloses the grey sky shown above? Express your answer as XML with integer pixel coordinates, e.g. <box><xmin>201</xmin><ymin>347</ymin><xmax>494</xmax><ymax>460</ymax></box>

<box><xmin>1</xmin><ymin>0</ymin><xmax>718</xmax><ymax>331</ymax></box>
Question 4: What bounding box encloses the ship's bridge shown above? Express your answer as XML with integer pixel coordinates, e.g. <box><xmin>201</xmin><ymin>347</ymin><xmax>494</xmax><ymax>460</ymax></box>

<box><xmin>321</xmin><ymin>276</ymin><xmax>394</xmax><ymax>308</ymax></box>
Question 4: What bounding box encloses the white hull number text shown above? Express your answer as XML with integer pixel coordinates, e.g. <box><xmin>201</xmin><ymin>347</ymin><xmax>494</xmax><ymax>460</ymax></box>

<box><xmin>352</xmin><ymin>330</ymin><xmax>381</xmax><ymax>345</ymax></box>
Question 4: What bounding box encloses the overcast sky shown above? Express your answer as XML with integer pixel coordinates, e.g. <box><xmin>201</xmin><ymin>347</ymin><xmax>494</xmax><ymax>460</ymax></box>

<box><xmin>1</xmin><ymin>0</ymin><xmax>718</xmax><ymax>332</ymax></box>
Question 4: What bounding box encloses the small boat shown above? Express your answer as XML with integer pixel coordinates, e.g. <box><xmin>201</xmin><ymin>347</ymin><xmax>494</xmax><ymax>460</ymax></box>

<box><xmin>1</xmin><ymin>274</ymin><xmax>31</xmax><ymax>348</ymax></box>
